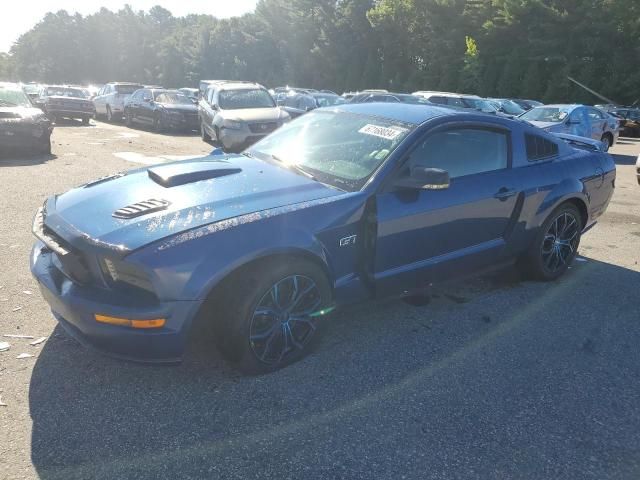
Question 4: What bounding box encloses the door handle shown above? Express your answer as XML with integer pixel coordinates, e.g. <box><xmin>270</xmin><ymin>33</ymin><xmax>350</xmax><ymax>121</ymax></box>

<box><xmin>494</xmin><ymin>188</ymin><xmax>517</xmax><ymax>200</ymax></box>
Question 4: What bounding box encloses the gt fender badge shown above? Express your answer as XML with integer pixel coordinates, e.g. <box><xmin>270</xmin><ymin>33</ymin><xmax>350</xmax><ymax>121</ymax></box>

<box><xmin>339</xmin><ymin>235</ymin><xmax>357</xmax><ymax>247</ymax></box>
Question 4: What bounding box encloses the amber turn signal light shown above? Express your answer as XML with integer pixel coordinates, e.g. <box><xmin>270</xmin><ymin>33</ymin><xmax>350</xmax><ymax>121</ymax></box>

<box><xmin>94</xmin><ymin>314</ymin><xmax>165</xmax><ymax>329</ymax></box>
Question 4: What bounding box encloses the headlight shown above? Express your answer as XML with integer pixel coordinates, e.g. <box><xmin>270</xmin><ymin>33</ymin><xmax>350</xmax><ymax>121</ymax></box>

<box><xmin>222</xmin><ymin>119</ymin><xmax>243</xmax><ymax>130</ymax></box>
<box><xmin>102</xmin><ymin>257</ymin><xmax>154</xmax><ymax>293</ymax></box>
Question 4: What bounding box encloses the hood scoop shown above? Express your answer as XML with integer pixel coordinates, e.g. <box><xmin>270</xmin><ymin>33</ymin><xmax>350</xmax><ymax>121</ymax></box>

<box><xmin>113</xmin><ymin>199</ymin><xmax>170</xmax><ymax>219</ymax></box>
<box><xmin>147</xmin><ymin>162</ymin><xmax>242</xmax><ymax>188</ymax></box>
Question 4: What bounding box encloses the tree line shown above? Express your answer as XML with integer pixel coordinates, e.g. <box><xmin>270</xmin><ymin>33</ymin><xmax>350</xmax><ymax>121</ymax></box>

<box><xmin>1</xmin><ymin>0</ymin><xmax>639</xmax><ymax>105</ymax></box>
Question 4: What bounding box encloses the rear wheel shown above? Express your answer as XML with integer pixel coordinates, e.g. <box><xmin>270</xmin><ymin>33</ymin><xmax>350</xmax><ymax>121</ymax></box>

<box><xmin>214</xmin><ymin>258</ymin><xmax>332</xmax><ymax>375</ymax></box>
<box><xmin>522</xmin><ymin>204</ymin><xmax>582</xmax><ymax>281</ymax></box>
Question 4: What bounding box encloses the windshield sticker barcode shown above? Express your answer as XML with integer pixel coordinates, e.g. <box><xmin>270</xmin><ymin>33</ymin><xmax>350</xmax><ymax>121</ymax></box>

<box><xmin>358</xmin><ymin>124</ymin><xmax>406</xmax><ymax>140</ymax></box>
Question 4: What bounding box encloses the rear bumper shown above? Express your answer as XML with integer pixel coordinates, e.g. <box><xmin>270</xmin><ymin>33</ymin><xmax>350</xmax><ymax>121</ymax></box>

<box><xmin>30</xmin><ymin>241</ymin><xmax>202</xmax><ymax>364</ymax></box>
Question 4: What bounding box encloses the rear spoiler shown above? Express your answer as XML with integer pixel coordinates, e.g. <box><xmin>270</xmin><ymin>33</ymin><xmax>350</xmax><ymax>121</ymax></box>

<box><xmin>552</xmin><ymin>133</ymin><xmax>607</xmax><ymax>152</ymax></box>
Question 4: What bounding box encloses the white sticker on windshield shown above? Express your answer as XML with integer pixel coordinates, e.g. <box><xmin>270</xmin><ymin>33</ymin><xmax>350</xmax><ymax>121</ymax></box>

<box><xmin>358</xmin><ymin>124</ymin><xmax>407</xmax><ymax>140</ymax></box>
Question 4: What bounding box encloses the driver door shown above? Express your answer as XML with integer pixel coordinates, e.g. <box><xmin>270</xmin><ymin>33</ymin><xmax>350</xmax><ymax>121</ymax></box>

<box><xmin>373</xmin><ymin>125</ymin><xmax>522</xmax><ymax>296</ymax></box>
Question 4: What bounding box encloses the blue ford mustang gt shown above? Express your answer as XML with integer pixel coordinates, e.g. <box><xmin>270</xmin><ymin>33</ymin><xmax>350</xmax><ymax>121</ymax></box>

<box><xmin>31</xmin><ymin>103</ymin><xmax>616</xmax><ymax>373</ymax></box>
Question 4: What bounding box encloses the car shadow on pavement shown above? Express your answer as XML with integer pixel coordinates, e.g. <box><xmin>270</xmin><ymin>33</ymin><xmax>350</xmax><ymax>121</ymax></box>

<box><xmin>52</xmin><ymin>118</ymin><xmax>96</xmax><ymax>128</ymax></box>
<box><xmin>29</xmin><ymin>259</ymin><xmax>640</xmax><ymax>479</ymax></box>
<box><xmin>610</xmin><ymin>153</ymin><xmax>637</xmax><ymax>166</ymax></box>
<box><xmin>0</xmin><ymin>152</ymin><xmax>56</xmax><ymax>167</ymax></box>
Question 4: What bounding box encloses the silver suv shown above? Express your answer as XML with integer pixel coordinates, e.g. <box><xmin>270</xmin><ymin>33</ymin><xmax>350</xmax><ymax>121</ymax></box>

<box><xmin>93</xmin><ymin>82</ymin><xmax>143</xmax><ymax>122</ymax></box>
<box><xmin>199</xmin><ymin>81</ymin><xmax>290</xmax><ymax>152</ymax></box>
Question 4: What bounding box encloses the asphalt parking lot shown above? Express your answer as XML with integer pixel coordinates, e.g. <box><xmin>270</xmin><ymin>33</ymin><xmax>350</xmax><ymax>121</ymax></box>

<box><xmin>1</xmin><ymin>120</ymin><xmax>639</xmax><ymax>480</ymax></box>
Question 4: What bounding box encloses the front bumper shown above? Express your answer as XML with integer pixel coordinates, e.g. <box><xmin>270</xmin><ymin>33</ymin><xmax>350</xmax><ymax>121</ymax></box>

<box><xmin>0</xmin><ymin>122</ymin><xmax>52</xmax><ymax>148</ymax></box>
<box><xmin>164</xmin><ymin>112</ymin><xmax>199</xmax><ymax>130</ymax></box>
<box><xmin>219</xmin><ymin>129</ymin><xmax>268</xmax><ymax>151</ymax></box>
<box><xmin>47</xmin><ymin>107</ymin><xmax>95</xmax><ymax>118</ymax></box>
<box><xmin>30</xmin><ymin>241</ymin><xmax>201</xmax><ymax>364</ymax></box>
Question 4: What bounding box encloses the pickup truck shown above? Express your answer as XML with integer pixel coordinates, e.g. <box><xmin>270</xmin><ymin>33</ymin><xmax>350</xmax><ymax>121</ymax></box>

<box><xmin>31</xmin><ymin>103</ymin><xmax>616</xmax><ymax>374</ymax></box>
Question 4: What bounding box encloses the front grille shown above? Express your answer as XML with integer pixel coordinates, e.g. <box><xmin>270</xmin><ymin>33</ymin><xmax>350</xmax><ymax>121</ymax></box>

<box><xmin>248</xmin><ymin>122</ymin><xmax>278</xmax><ymax>134</ymax></box>
<box><xmin>42</xmin><ymin>225</ymin><xmax>92</xmax><ymax>285</ymax></box>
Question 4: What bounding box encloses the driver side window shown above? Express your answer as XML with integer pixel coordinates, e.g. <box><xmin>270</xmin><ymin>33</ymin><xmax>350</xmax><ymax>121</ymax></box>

<box><xmin>404</xmin><ymin>128</ymin><xmax>508</xmax><ymax>179</ymax></box>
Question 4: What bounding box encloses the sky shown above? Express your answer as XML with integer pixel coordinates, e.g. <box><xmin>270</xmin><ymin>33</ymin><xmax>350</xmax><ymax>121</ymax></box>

<box><xmin>0</xmin><ymin>0</ymin><xmax>259</xmax><ymax>53</ymax></box>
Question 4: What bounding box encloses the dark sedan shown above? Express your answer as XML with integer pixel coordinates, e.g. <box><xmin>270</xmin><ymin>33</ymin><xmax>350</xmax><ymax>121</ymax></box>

<box><xmin>124</xmin><ymin>89</ymin><xmax>199</xmax><ymax>132</ymax></box>
<box><xmin>34</xmin><ymin>86</ymin><xmax>95</xmax><ymax>124</ymax></box>
<box><xmin>30</xmin><ymin>103</ymin><xmax>614</xmax><ymax>374</ymax></box>
<box><xmin>281</xmin><ymin>92</ymin><xmax>347</xmax><ymax>118</ymax></box>
<box><xmin>0</xmin><ymin>82</ymin><xmax>53</xmax><ymax>154</ymax></box>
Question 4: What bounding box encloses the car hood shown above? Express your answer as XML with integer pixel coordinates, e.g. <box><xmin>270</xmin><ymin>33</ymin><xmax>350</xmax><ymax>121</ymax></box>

<box><xmin>0</xmin><ymin>106</ymin><xmax>49</xmax><ymax>123</ymax></box>
<box><xmin>44</xmin><ymin>153</ymin><xmax>343</xmax><ymax>253</ymax></box>
<box><xmin>221</xmin><ymin>107</ymin><xmax>285</xmax><ymax>122</ymax></box>
<box><xmin>46</xmin><ymin>95</ymin><xmax>90</xmax><ymax>103</ymax></box>
<box><xmin>527</xmin><ymin>120</ymin><xmax>563</xmax><ymax>130</ymax></box>
<box><xmin>158</xmin><ymin>103</ymin><xmax>197</xmax><ymax>113</ymax></box>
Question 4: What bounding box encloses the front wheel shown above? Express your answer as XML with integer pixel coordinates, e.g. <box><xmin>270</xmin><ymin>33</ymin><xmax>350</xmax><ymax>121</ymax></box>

<box><xmin>82</xmin><ymin>115</ymin><xmax>90</xmax><ymax>125</ymax></box>
<box><xmin>200</xmin><ymin>122</ymin><xmax>211</xmax><ymax>142</ymax></box>
<box><xmin>600</xmin><ymin>133</ymin><xmax>612</xmax><ymax>151</ymax></box>
<box><xmin>106</xmin><ymin>105</ymin><xmax>113</xmax><ymax>122</ymax></box>
<box><xmin>215</xmin><ymin>258</ymin><xmax>332</xmax><ymax>375</ymax></box>
<box><xmin>522</xmin><ymin>204</ymin><xmax>583</xmax><ymax>281</ymax></box>
<box><xmin>125</xmin><ymin>110</ymin><xmax>133</xmax><ymax>127</ymax></box>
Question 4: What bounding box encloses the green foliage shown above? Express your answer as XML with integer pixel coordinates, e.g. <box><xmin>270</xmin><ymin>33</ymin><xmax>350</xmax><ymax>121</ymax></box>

<box><xmin>1</xmin><ymin>1</ymin><xmax>638</xmax><ymax>103</ymax></box>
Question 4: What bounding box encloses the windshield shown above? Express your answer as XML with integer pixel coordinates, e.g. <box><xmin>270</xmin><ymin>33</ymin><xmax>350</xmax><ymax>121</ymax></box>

<box><xmin>155</xmin><ymin>92</ymin><xmax>193</xmax><ymax>105</ymax></box>
<box><xmin>397</xmin><ymin>95</ymin><xmax>431</xmax><ymax>105</ymax></box>
<box><xmin>248</xmin><ymin>110</ymin><xmax>412</xmax><ymax>191</ymax></box>
<box><xmin>115</xmin><ymin>84</ymin><xmax>143</xmax><ymax>94</ymax></box>
<box><xmin>461</xmin><ymin>97</ymin><xmax>497</xmax><ymax>113</ymax></box>
<box><xmin>314</xmin><ymin>95</ymin><xmax>346</xmax><ymax>107</ymax></box>
<box><xmin>219</xmin><ymin>89</ymin><xmax>275</xmax><ymax>109</ymax></box>
<box><xmin>520</xmin><ymin>106</ymin><xmax>570</xmax><ymax>123</ymax></box>
<box><xmin>23</xmin><ymin>84</ymin><xmax>40</xmax><ymax>94</ymax></box>
<box><xmin>45</xmin><ymin>87</ymin><xmax>87</xmax><ymax>98</ymax></box>
<box><xmin>495</xmin><ymin>99</ymin><xmax>525</xmax><ymax>115</ymax></box>
<box><xmin>0</xmin><ymin>87</ymin><xmax>32</xmax><ymax>107</ymax></box>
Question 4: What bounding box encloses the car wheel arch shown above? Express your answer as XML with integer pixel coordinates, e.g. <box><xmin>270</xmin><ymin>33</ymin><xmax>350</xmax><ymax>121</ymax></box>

<box><xmin>535</xmin><ymin>189</ymin><xmax>589</xmax><ymax>230</ymax></box>
<box><xmin>197</xmin><ymin>248</ymin><xmax>334</xmax><ymax>307</ymax></box>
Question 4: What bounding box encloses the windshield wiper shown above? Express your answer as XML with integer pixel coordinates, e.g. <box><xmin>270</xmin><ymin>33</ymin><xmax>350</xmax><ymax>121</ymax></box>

<box><xmin>270</xmin><ymin>154</ymin><xmax>317</xmax><ymax>180</ymax></box>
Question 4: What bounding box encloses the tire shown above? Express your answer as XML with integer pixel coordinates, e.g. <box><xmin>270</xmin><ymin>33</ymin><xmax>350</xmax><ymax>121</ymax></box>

<box><xmin>82</xmin><ymin>115</ymin><xmax>90</xmax><ymax>125</ymax></box>
<box><xmin>37</xmin><ymin>135</ymin><xmax>51</xmax><ymax>155</ymax></box>
<box><xmin>200</xmin><ymin>121</ymin><xmax>211</xmax><ymax>142</ymax></box>
<box><xmin>106</xmin><ymin>105</ymin><xmax>113</xmax><ymax>122</ymax></box>
<box><xmin>125</xmin><ymin>110</ymin><xmax>132</xmax><ymax>127</ymax></box>
<box><xmin>214</xmin><ymin>258</ymin><xmax>332</xmax><ymax>375</ymax></box>
<box><xmin>521</xmin><ymin>204</ymin><xmax>583</xmax><ymax>281</ymax></box>
<box><xmin>600</xmin><ymin>133</ymin><xmax>612</xmax><ymax>151</ymax></box>
<box><xmin>153</xmin><ymin>113</ymin><xmax>166</xmax><ymax>133</ymax></box>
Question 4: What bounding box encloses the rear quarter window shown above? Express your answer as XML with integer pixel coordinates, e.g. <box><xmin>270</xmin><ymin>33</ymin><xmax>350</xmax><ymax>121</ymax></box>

<box><xmin>525</xmin><ymin>133</ymin><xmax>559</xmax><ymax>161</ymax></box>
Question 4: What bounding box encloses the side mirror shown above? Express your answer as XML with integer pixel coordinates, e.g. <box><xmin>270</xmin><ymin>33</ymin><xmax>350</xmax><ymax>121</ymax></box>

<box><xmin>394</xmin><ymin>167</ymin><xmax>450</xmax><ymax>190</ymax></box>
<box><xmin>211</xmin><ymin>104</ymin><xmax>219</xmax><ymax>110</ymax></box>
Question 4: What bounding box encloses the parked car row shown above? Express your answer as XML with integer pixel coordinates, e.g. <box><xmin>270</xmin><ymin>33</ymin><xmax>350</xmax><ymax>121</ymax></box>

<box><xmin>5</xmin><ymin>78</ymin><xmax>631</xmax><ymax>156</ymax></box>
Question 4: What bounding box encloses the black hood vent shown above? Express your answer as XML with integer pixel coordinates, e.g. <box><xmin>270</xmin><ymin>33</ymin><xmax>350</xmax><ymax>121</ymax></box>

<box><xmin>113</xmin><ymin>199</ymin><xmax>170</xmax><ymax>219</ymax></box>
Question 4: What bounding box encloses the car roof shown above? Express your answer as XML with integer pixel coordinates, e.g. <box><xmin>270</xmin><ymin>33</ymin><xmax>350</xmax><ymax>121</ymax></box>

<box><xmin>332</xmin><ymin>102</ymin><xmax>460</xmax><ymax>125</ymax></box>
<box><xmin>537</xmin><ymin>104</ymin><xmax>583</xmax><ymax>109</ymax></box>
<box><xmin>218</xmin><ymin>82</ymin><xmax>263</xmax><ymax>91</ymax></box>
<box><xmin>414</xmin><ymin>91</ymin><xmax>481</xmax><ymax>99</ymax></box>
